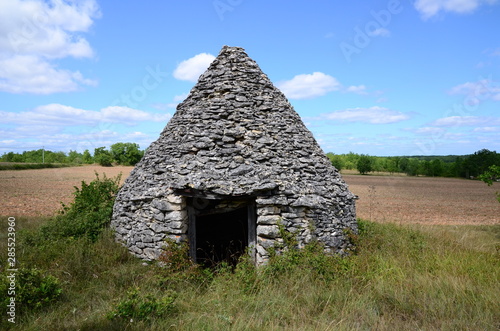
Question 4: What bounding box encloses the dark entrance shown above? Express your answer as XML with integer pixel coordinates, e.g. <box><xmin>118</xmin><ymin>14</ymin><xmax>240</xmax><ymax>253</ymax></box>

<box><xmin>196</xmin><ymin>206</ymin><xmax>248</xmax><ymax>267</ymax></box>
<box><xmin>187</xmin><ymin>197</ymin><xmax>256</xmax><ymax>268</ymax></box>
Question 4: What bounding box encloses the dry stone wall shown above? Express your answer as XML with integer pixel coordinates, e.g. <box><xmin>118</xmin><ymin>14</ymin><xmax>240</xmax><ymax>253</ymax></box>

<box><xmin>111</xmin><ymin>46</ymin><xmax>357</xmax><ymax>264</ymax></box>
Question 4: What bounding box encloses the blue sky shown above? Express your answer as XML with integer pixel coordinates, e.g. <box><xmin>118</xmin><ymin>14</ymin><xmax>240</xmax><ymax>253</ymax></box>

<box><xmin>0</xmin><ymin>0</ymin><xmax>499</xmax><ymax>156</ymax></box>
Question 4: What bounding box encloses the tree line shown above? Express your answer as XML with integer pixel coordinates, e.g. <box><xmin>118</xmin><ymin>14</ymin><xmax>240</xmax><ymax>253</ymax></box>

<box><xmin>0</xmin><ymin>143</ymin><xmax>144</xmax><ymax>167</ymax></box>
<box><xmin>327</xmin><ymin>149</ymin><xmax>500</xmax><ymax>179</ymax></box>
<box><xmin>2</xmin><ymin>145</ymin><xmax>498</xmax><ymax>179</ymax></box>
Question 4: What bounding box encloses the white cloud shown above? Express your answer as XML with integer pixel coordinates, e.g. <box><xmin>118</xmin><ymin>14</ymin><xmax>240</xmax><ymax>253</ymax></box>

<box><xmin>345</xmin><ymin>85</ymin><xmax>368</xmax><ymax>95</ymax></box>
<box><xmin>430</xmin><ymin>115</ymin><xmax>500</xmax><ymax>127</ymax></box>
<box><xmin>0</xmin><ymin>55</ymin><xmax>97</xmax><ymax>94</ymax></box>
<box><xmin>448</xmin><ymin>79</ymin><xmax>500</xmax><ymax>104</ymax></box>
<box><xmin>442</xmin><ymin>132</ymin><xmax>466</xmax><ymax>139</ymax></box>
<box><xmin>319</xmin><ymin>106</ymin><xmax>411</xmax><ymax>124</ymax></box>
<box><xmin>414</xmin><ymin>0</ymin><xmax>498</xmax><ymax>20</ymax></box>
<box><xmin>0</xmin><ymin>104</ymin><xmax>171</xmax><ymax>127</ymax></box>
<box><xmin>151</xmin><ymin>103</ymin><xmax>175</xmax><ymax>111</ymax></box>
<box><xmin>151</xmin><ymin>93</ymin><xmax>189</xmax><ymax>111</ymax></box>
<box><xmin>0</xmin><ymin>0</ymin><xmax>100</xmax><ymax>94</ymax></box>
<box><xmin>278</xmin><ymin>72</ymin><xmax>374</xmax><ymax>99</ymax></box>
<box><xmin>475</xmin><ymin>61</ymin><xmax>491</xmax><ymax>69</ymax></box>
<box><xmin>0</xmin><ymin>103</ymin><xmax>172</xmax><ymax>152</ymax></box>
<box><xmin>101</xmin><ymin>106</ymin><xmax>171</xmax><ymax>124</ymax></box>
<box><xmin>369</xmin><ymin>28</ymin><xmax>391</xmax><ymax>37</ymax></box>
<box><xmin>413</xmin><ymin>127</ymin><xmax>446</xmax><ymax>134</ymax></box>
<box><xmin>278</xmin><ymin>72</ymin><xmax>341</xmax><ymax>99</ymax></box>
<box><xmin>490</xmin><ymin>48</ymin><xmax>500</xmax><ymax>56</ymax></box>
<box><xmin>376</xmin><ymin>97</ymin><xmax>389</xmax><ymax>103</ymax></box>
<box><xmin>473</xmin><ymin>126</ymin><xmax>500</xmax><ymax>132</ymax></box>
<box><xmin>173</xmin><ymin>93</ymin><xmax>188</xmax><ymax>102</ymax></box>
<box><xmin>173</xmin><ymin>53</ymin><xmax>215</xmax><ymax>82</ymax></box>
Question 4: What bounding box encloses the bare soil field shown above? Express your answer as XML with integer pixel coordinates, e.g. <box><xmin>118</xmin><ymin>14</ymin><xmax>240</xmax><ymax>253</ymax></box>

<box><xmin>0</xmin><ymin>165</ymin><xmax>132</xmax><ymax>217</ymax></box>
<box><xmin>344</xmin><ymin>174</ymin><xmax>499</xmax><ymax>225</ymax></box>
<box><xmin>0</xmin><ymin>165</ymin><xmax>498</xmax><ymax>225</ymax></box>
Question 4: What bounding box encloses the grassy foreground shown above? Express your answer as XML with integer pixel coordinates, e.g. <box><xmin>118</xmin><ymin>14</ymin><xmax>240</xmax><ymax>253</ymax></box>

<box><xmin>0</xmin><ymin>216</ymin><xmax>498</xmax><ymax>330</ymax></box>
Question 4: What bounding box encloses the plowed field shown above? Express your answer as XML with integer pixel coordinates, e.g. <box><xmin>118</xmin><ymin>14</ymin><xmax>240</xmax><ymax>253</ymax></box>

<box><xmin>0</xmin><ymin>166</ymin><xmax>132</xmax><ymax>217</ymax></box>
<box><xmin>1</xmin><ymin>166</ymin><xmax>498</xmax><ymax>225</ymax></box>
<box><xmin>344</xmin><ymin>174</ymin><xmax>499</xmax><ymax>225</ymax></box>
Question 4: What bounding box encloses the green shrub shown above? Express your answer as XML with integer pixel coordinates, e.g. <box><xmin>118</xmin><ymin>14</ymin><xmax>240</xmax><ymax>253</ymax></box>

<box><xmin>107</xmin><ymin>287</ymin><xmax>176</xmax><ymax>321</ymax></box>
<box><xmin>94</xmin><ymin>147</ymin><xmax>114</xmax><ymax>167</ymax></box>
<box><xmin>0</xmin><ymin>268</ymin><xmax>62</xmax><ymax>314</ymax></box>
<box><xmin>25</xmin><ymin>172</ymin><xmax>121</xmax><ymax>244</ymax></box>
<box><xmin>64</xmin><ymin>172</ymin><xmax>121</xmax><ymax>215</ymax></box>
<box><xmin>262</xmin><ymin>222</ymin><xmax>355</xmax><ymax>281</ymax></box>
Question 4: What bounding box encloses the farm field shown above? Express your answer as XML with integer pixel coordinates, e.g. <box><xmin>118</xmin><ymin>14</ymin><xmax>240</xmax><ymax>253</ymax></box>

<box><xmin>344</xmin><ymin>174</ymin><xmax>499</xmax><ymax>225</ymax></box>
<box><xmin>0</xmin><ymin>165</ymin><xmax>498</xmax><ymax>225</ymax></box>
<box><xmin>0</xmin><ymin>165</ymin><xmax>132</xmax><ymax>217</ymax></box>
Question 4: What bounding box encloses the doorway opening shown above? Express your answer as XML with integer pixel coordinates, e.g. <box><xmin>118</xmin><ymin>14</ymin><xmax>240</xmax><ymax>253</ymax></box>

<box><xmin>187</xmin><ymin>197</ymin><xmax>256</xmax><ymax>268</ymax></box>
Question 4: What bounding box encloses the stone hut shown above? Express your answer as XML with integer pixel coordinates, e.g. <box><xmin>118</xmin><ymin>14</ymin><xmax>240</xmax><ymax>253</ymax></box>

<box><xmin>111</xmin><ymin>46</ymin><xmax>357</xmax><ymax>266</ymax></box>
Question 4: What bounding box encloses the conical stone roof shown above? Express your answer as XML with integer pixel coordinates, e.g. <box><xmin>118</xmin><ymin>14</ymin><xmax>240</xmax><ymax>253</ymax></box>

<box><xmin>112</xmin><ymin>46</ymin><xmax>357</xmax><ymax>261</ymax></box>
<box><xmin>118</xmin><ymin>46</ymin><xmax>355</xmax><ymax>200</ymax></box>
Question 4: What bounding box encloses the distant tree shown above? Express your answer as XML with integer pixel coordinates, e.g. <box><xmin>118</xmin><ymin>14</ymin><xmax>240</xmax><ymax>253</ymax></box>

<box><xmin>82</xmin><ymin>149</ymin><xmax>93</xmax><ymax>164</ymax></box>
<box><xmin>386</xmin><ymin>157</ymin><xmax>399</xmax><ymax>175</ymax></box>
<box><xmin>406</xmin><ymin>158</ymin><xmax>421</xmax><ymax>176</ymax></box>
<box><xmin>45</xmin><ymin>151</ymin><xmax>67</xmax><ymax>163</ymax></box>
<box><xmin>439</xmin><ymin>161</ymin><xmax>455</xmax><ymax>177</ymax></box>
<box><xmin>357</xmin><ymin>154</ymin><xmax>373</xmax><ymax>175</ymax></box>
<box><xmin>344</xmin><ymin>152</ymin><xmax>359</xmax><ymax>170</ymax></box>
<box><xmin>430</xmin><ymin>159</ymin><xmax>444</xmax><ymax>177</ymax></box>
<box><xmin>450</xmin><ymin>157</ymin><xmax>464</xmax><ymax>177</ymax></box>
<box><xmin>94</xmin><ymin>147</ymin><xmax>113</xmax><ymax>167</ymax></box>
<box><xmin>398</xmin><ymin>157</ymin><xmax>409</xmax><ymax>173</ymax></box>
<box><xmin>110</xmin><ymin>142</ymin><xmax>143</xmax><ymax>166</ymax></box>
<box><xmin>23</xmin><ymin>149</ymin><xmax>43</xmax><ymax>163</ymax></box>
<box><xmin>462</xmin><ymin>149</ymin><xmax>500</xmax><ymax>178</ymax></box>
<box><xmin>1</xmin><ymin>152</ymin><xmax>20</xmax><ymax>162</ymax></box>
<box><xmin>9</xmin><ymin>153</ymin><xmax>17</xmax><ymax>162</ymax></box>
<box><xmin>67</xmin><ymin>150</ymin><xmax>83</xmax><ymax>164</ymax></box>
<box><xmin>422</xmin><ymin>160</ymin><xmax>433</xmax><ymax>176</ymax></box>
<box><xmin>326</xmin><ymin>153</ymin><xmax>344</xmax><ymax>171</ymax></box>
<box><xmin>372</xmin><ymin>157</ymin><xmax>384</xmax><ymax>172</ymax></box>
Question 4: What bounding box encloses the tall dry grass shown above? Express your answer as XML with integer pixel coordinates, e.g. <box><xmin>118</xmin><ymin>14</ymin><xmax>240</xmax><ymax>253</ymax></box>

<box><xmin>1</xmin><ymin>216</ymin><xmax>498</xmax><ymax>330</ymax></box>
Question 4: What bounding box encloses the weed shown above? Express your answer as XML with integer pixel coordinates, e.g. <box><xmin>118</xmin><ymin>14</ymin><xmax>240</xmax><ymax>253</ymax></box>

<box><xmin>0</xmin><ymin>267</ymin><xmax>62</xmax><ymax>314</ymax></box>
<box><xmin>157</xmin><ymin>239</ymin><xmax>213</xmax><ymax>288</ymax></box>
<box><xmin>107</xmin><ymin>287</ymin><xmax>176</xmax><ymax>321</ymax></box>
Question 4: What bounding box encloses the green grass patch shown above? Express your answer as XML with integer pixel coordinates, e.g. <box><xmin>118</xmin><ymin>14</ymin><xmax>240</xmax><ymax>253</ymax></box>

<box><xmin>1</xmin><ymin>218</ymin><xmax>498</xmax><ymax>330</ymax></box>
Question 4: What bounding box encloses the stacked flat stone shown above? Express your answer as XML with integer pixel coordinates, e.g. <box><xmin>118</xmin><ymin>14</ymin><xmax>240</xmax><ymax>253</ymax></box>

<box><xmin>111</xmin><ymin>45</ymin><xmax>357</xmax><ymax>263</ymax></box>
